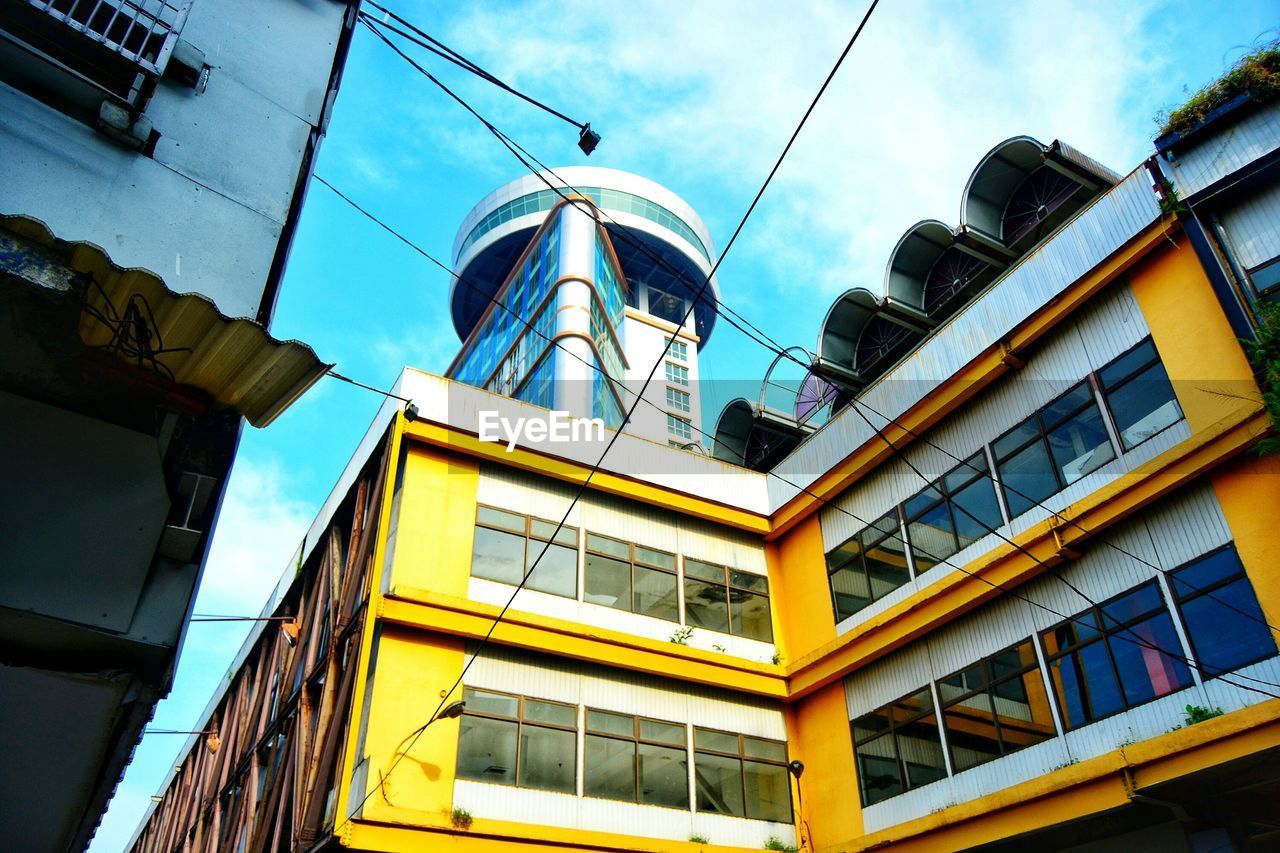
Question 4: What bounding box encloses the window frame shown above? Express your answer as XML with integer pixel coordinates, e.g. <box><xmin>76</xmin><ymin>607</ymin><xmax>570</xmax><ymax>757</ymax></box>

<box><xmin>456</xmin><ymin>688</ymin><xmax>579</xmax><ymax>793</ymax></box>
<box><xmin>683</xmin><ymin>558</ymin><xmax>773</xmax><ymax>642</ymax></box>
<box><xmin>583</xmin><ymin>709</ymin><xmax>690</xmax><ymax>809</ymax></box>
<box><xmin>1167</xmin><ymin>544</ymin><xmax>1278</xmax><ymax>677</ymax></box>
<box><xmin>666</xmin><ymin>385</ymin><xmax>692</xmax><ymax>413</ymax></box>
<box><xmin>850</xmin><ymin>687</ymin><xmax>946</xmax><ymax>807</ymax></box>
<box><xmin>1096</xmin><ymin>337</ymin><xmax>1184</xmax><ymax>452</ymax></box>
<box><xmin>1039</xmin><ymin>580</ymin><xmax>1192</xmax><ymax>731</ymax></box>
<box><xmin>665</xmin><ymin>362</ymin><xmax>690</xmax><ymax>386</ymax></box>
<box><xmin>584</xmin><ymin>533</ymin><xmax>679</xmax><ymax>623</ymax></box>
<box><xmin>471</xmin><ymin>504</ymin><xmax>580</xmax><ymax>599</ymax></box>
<box><xmin>692</xmin><ymin>726</ymin><xmax>791</xmax><ymax>822</ymax></box>
<box><xmin>902</xmin><ymin>452</ymin><xmax>1003</xmax><ymax>572</ymax></box>
<box><xmin>666</xmin><ymin>337</ymin><xmax>689</xmax><ymax>362</ymax></box>
<box><xmin>667</xmin><ymin>413</ymin><xmax>693</xmax><ymax>439</ymax></box>
<box><xmin>825</xmin><ymin>510</ymin><xmax>910</xmax><ymax>622</ymax></box>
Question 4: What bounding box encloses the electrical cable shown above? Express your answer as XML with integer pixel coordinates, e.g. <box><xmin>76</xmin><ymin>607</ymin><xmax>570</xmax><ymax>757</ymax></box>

<box><xmin>326</xmin><ymin>369</ymin><xmax>413</xmax><ymax>404</ymax></box>
<box><xmin>333</xmin><ymin>7</ymin><xmax>881</xmax><ymax>831</ymax></box>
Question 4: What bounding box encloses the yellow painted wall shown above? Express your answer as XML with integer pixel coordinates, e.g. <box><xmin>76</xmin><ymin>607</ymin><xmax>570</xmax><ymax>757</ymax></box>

<box><xmin>359</xmin><ymin>625</ymin><xmax>467</xmax><ymax>826</ymax></box>
<box><xmin>1211</xmin><ymin>452</ymin><xmax>1280</xmax><ymax>630</ymax></box>
<box><xmin>769</xmin><ymin>514</ymin><xmax>835</xmax><ymax>666</ymax></box>
<box><xmin>1128</xmin><ymin>238</ymin><xmax>1259</xmax><ymax>431</ymax></box>
<box><xmin>787</xmin><ymin>681</ymin><xmax>862</xmax><ymax>851</ymax></box>
<box><xmin>390</xmin><ymin>443</ymin><xmax>481</xmax><ymax>596</ymax></box>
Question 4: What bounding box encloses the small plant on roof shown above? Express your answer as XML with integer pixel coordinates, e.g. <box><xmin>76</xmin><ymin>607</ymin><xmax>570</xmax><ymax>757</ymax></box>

<box><xmin>1184</xmin><ymin>704</ymin><xmax>1224</xmax><ymax>726</ymax></box>
<box><xmin>450</xmin><ymin>806</ymin><xmax>473</xmax><ymax>830</ymax></box>
<box><xmin>1243</xmin><ymin>300</ymin><xmax>1280</xmax><ymax>455</ymax></box>
<box><xmin>1156</xmin><ymin>39</ymin><xmax>1280</xmax><ymax>136</ymax></box>
<box><xmin>689</xmin><ymin>834</ymin><xmax>710</xmax><ymax>844</ymax></box>
<box><xmin>764</xmin><ymin>837</ymin><xmax>800</xmax><ymax>853</ymax></box>
<box><xmin>669</xmin><ymin>625</ymin><xmax>694</xmax><ymax>645</ymax></box>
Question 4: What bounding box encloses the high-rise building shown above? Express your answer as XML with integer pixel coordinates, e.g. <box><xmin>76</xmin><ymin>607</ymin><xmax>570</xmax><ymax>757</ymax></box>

<box><xmin>131</xmin><ymin>97</ymin><xmax>1280</xmax><ymax>853</ymax></box>
<box><xmin>446</xmin><ymin>168</ymin><xmax>720</xmax><ymax>447</ymax></box>
<box><xmin>0</xmin><ymin>2</ymin><xmax>356</xmax><ymax>849</ymax></box>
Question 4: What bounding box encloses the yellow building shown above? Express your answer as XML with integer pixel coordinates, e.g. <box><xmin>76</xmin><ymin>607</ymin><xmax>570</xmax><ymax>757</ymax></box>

<box><xmin>131</xmin><ymin>99</ymin><xmax>1280</xmax><ymax>852</ymax></box>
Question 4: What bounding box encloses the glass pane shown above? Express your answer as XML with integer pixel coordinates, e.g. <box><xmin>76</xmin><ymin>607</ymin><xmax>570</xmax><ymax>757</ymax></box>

<box><xmin>851</xmin><ymin>708</ymin><xmax>891</xmax><ymax>743</ymax></box>
<box><xmin>1042</xmin><ymin>382</ymin><xmax>1095</xmax><ymax>428</ymax></box>
<box><xmin>1170</xmin><ymin>549</ymin><xmax>1242</xmax><ymax>599</ymax></box>
<box><xmin>694</xmin><ymin>728</ymin><xmax>739</xmax><ymax>753</ymax></box>
<box><xmin>1100</xmin><ymin>583</ymin><xmax>1164</xmax><ymax>627</ymax></box>
<box><xmin>584</xmin><ymin>553</ymin><xmax>630</xmax><ymax>610</ymax></box>
<box><xmin>903</xmin><ymin>486</ymin><xmax>944</xmax><ymax>521</ymax></box>
<box><xmin>1047</xmin><ymin>405</ymin><xmax>1114</xmax><ymax>485</ymax></box>
<box><xmin>635</xmin><ymin>545</ymin><xmax>676</xmax><ymax>570</ymax></box>
<box><xmin>519</xmin><ymin>725</ymin><xmax>576</xmax><ymax>792</ymax></box>
<box><xmin>464</xmin><ymin>688</ymin><xmax>518</xmax><ymax>718</ymax></box>
<box><xmin>640</xmin><ymin>719</ymin><xmax>686</xmax><ymax>746</ymax></box>
<box><xmin>944</xmin><ymin>453</ymin><xmax>988</xmax><ymax>493</ymax></box>
<box><xmin>855</xmin><ymin>734</ymin><xmax>902</xmax><ymax>806</ymax></box>
<box><xmin>531</xmin><ymin>518</ymin><xmax>577</xmax><ymax>546</ymax></box>
<box><xmin>830</xmin><ymin>562</ymin><xmax>871</xmax><ymax>622</ymax></box>
<box><xmin>744</xmin><ymin>760</ymin><xmax>791</xmax><ymax>822</ymax></box>
<box><xmin>1181</xmin><ymin>578</ymin><xmax>1277</xmax><ymax>675</ymax></box>
<box><xmin>898</xmin><ymin>716</ymin><xmax>947</xmax><ymax>790</ymax></box>
<box><xmin>472</xmin><ymin>527</ymin><xmax>526</xmax><ymax>585</ymax></box>
<box><xmin>1049</xmin><ymin>643</ymin><xmax>1123</xmax><ymax>730</ymax></box>
<box><xmin>684</xmin><ymin>558</ymin><xmax>724</xmax><ymax>582</ymax></box>
<box><xmin>990</xmin><ymin>640</ymin><xmax>1036</xmax><ymax>678</ymax></box>
<box><xmin>944</xmin><ymin>694</ymin><xmax>1001</xmax><ymax>773</ymax></box>
<box><xmin>694</xmin><ymin>751</ymin><xmax>744</xmax><ymax>816</ymax></box>
<box><xmin>1108</xmin><ymin>362</ymin><xmax>1182</xmax><ymax>450</ymax></box>
<box><xmin>523</xmin><ymin>699</ymin><xmax>576</xmax><ymax>727</ymax></box>
<box><xmin>992</xmin><ymin>417</ymin><xmax>1040</xmax><ymax>459</ymax></box>
<box><xmin>1107</xmin><ymin>615</ymin><xmax>1192</xmax><ymax>706</ymax></box>
<box><xmin>587</xmin><ymin>709</ymin><xmax>633</xmax><ymax>736</ymax></box>
<box><xmin>526</xmin><ymin>541</ymin><xmax>577</xmax><ymax>598</ymax></box>
<box><xmin>907</xmin><ymin>498</ymin><xmax>957</xmax><ymax>567</ymax></box>
<box><xmin>456</xmin><ymin>715</ymin><xmax>517</xmax><ymax>784</ymax></box>
<box><xmin>587</xmin><ymin>533</ymin><xmax>629</xmax><ymax>559</ymax></box>
<box><xmin>634</xmin><ymin>565</ymin><xmax>679</xmax><ymax>622</ymax></box>
<box><xmin>640</xmin><ymin>743</ymin><xmax>689</xmax><ymax>808</ymax></box>
<box><xmin>478</xmin><ymin>506</ymin><xmax>525</xmax><ymax>532</ymax></box>
<box><xmin>1099</xmin><ymin>339</ymin><xmax>1156</xmax><ymax>389</ymax></box>
<box><xmin>729</xmin><ymin>571</ymin><xmax>768</xmax><ymax>592</ymax></box>
<box><xmin>996</xmin><ymin>668</ymin><xmax>1057</xmax><ymax>755</ymax></box>
<box><xmin>951</xmin><ymin>478</ymin><xmax>1003</xmax><ymax>547</ymax></box>
<box><xmin>584</xmin><ymin>734</ymin><xmax>635</xmax><ymax>801</ymax></box>
<box><xmin>998</xmin><ymin>440</ymin><xmax>1059</xmax><ymax>517</ymax></box>
<box><xmin>685</xmin><ymin>578</ymin><xmax>730</xmax><ymax>633</ymax></box>
<box><xmin>732</xmin><ymin>590</ymin><xmax>774</xmax><ymax>643</ymax></box>
<box><xmin>827</xmin><ymin>537</ymin><xmax>863</xmax><ymax>571</ymax></box>
<box><xmin>866</xmin><ymin>536</ymin><xmax>912</xmax><ymax>593</ymax></box>
<box><xmin>742</xmin><ymin>737</ymin><xmax>787</xmax><ymax>762</ymax></box>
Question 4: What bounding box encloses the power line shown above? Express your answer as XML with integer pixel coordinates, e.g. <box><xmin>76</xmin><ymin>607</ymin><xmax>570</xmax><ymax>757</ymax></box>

<box><xmin>326</xmin><ymin>368</ymin><xmax>413</xmax><ymax>404</ymax></box>
<box><xmin>335</xmin><ymin>3</ymin><xmax>882</xmax><ymax>829</ymax></box>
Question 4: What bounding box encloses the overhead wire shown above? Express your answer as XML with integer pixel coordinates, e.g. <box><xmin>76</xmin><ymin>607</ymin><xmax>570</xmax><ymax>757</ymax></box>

<box><xmin>333</xmin><ymin>1</ymin><xmax>884</xmax><ymax>829</ymax></box>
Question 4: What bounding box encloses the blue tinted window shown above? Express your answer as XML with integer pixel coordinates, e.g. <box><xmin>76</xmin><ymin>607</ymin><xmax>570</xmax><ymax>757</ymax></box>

<box><xmin>1171</xmin><ymin>548</ymin><xmax>1276</xmax><ymax>676</ymax></box>
<box><xmin>1099</xmin><ymin>339</ymin><xmax>1183</xmax><ymax>450</ymax></box>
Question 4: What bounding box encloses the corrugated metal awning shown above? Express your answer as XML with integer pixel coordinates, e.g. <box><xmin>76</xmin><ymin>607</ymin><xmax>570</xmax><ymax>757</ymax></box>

<box><xmin>2</xmin><ymin>214</ymin><xmax>331</xmax><ymax>427</ymax></box>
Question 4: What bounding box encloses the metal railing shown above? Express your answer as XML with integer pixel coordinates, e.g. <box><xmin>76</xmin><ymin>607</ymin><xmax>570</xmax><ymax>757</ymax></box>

<box><xmin>25</xmin><ymin>0</ymin><xmax>190</xmax><ymax>77</ymax></box>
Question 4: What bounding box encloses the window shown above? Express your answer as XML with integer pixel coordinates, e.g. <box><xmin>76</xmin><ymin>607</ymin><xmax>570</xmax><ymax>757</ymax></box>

<box><xmin>1248</xmin><ymin>255</ymin><xmax>1280</xmax><ymax>298</ymax></box>
<box><xmin>826</xmin><ymin>512</ymin><xmax>910</xmax><ymax>622</ymax></box>
<box><xmin>693</xmin><ymin>728</ymin><xmax>790</xmax><ymax>822</ymax></box>
<box><xmin>1041</xmin><ymin>582</ymin><xmax>1192</xmax><ymax>731</ymax></box>
<box><xmin>667</xmin><ymin>338</ymin><xmax>688</xmax><ymax>361</ymax></box>
<box><xmin>471</xmin><ymin>506</ymin><xmax>578</xmax><ymax>598</ymax></box>
<box><xmin>456</xmin><ymin>688</ymin><xmax>577</xmax><ymax>793</ymax></box>
<box><xmin>851</xmin><ymin>689</ymin><xmax>947</xmax><ymax>807</ymax></box>
<box><xmin>668</xmin><ymin>414</ymin><xmax>693</xmax><ymax>440</ymax></box>
<box><xmin>684</xmin><ymin>559</ymin><xmax>773</xmax><ymax>642</ymax></box>
<box><xmin>993</xmin><ymin>381</ymin><xmax>1115</xmax><ymax>518</ymax></box>
<box><xmin>666</xmin><ymin>386</ymin><xmax>691</xmax><ymax>412</ymax></box>
<box><xmin>937</xmin><ymin>639</ymin><xmax>1056</xmax><ymax>773</ymax></box>
<box><xmin>648</xmin><ymin>286</ymin><xmax>686</xmax><ymax>326</ymax></box>
<box><xmin>903</xmin><ymin>453</ymin><xmax>1003</xmax><ymax>572</ymax></box>
<box><xmin>1170</xmin><ymin>547</ymin><xmax>1276</xmax><ymax>676</ymax></box>
<box><xmin>584</xmin><ymin>534</ymin><xmax>679</xmax><ymax>622</ymax></box>
<box><xmin>584</xmin><ymin>710</ymin><xmax>688</xmax><ymax>808</ymax></box>
<box><xmin>665</xmin><ymin>362</ymin><xmax>689</xmax><ymax>386</ymax></box>
<box><xmin>1098</xmin><ymin>338</ymin><xmax>1183</xmax><ymax>450</ymax></box>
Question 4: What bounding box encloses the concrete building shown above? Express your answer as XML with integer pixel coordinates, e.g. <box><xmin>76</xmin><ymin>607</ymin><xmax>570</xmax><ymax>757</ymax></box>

<box><xmin>447</xmin><ymin>168</ymin><xmax>720</xmax><ymax>447</ymax></box>
<box><xmin>131</xmin><ymin>98</ymin><xmax>1280</xmax><ymax>852</ymax></box>
<box><xmin>0</xmin><ymin>1</ymin><xmax>356</xmax><ymax>850</ymax></box>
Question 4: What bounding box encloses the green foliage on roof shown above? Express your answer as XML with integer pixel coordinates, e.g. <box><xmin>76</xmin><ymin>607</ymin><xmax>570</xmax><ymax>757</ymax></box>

<box><xmin>1157</xmin><ymin>40</ymin><xmax>1280</xmax><ymax>136</ymax></box>
<box><xmin>1245</xmin><ymin>300</ymin><xmax>1280</xmax><ymax>456</ymax></box>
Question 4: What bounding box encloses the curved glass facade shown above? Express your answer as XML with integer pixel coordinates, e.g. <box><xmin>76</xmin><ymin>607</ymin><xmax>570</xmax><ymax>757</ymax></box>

<box><xmin>449</xmin><ymin>207</ymin><xmax>627</xmax><ymax>427</ymax></box>
<box><xmin>459</xmin><ymin>187</ymin><xmax>712</xmax><ymax>266</ymax></box>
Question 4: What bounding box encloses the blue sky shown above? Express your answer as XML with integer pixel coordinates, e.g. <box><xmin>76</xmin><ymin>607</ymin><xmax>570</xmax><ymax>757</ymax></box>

<box><xmin>91</xmin><ymin>1</ymin><xmax>1278</xmax><ymax>848</ymax></box>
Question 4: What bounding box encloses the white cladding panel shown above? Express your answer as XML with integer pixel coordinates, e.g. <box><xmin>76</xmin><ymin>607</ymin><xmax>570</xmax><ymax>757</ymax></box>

<box><xmin>844</xmin><ymin>482</ymin><xmax>1268</xmax><ymax>834</ymax></box>
<box><xmin>1218</xmin><ymin>180</ymin><xmax>1280</xmax><ymax>270</ymax></box>
<box><xmin>1166</xmin><ymin>103</ymin><xmax>1280</xmax><ymax>197</ymax></box>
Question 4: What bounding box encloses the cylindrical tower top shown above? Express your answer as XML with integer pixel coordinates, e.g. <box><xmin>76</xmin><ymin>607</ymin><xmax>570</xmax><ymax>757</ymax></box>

<box><xmin>450</xmin><ymin>167</ymin><xmax>721</xmax><ymax>343</ymax></box>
